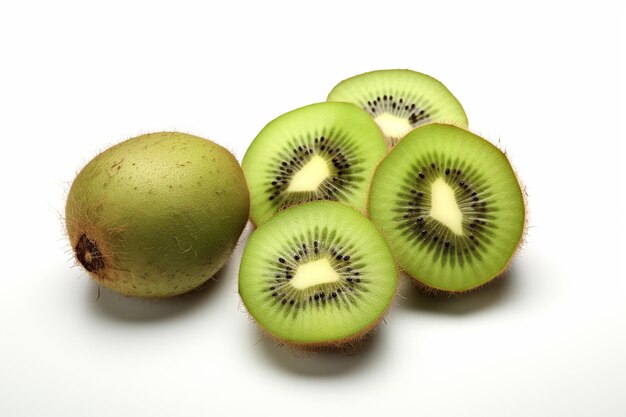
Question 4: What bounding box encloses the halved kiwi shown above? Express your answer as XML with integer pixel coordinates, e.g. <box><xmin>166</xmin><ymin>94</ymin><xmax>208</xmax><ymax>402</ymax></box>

<box><xmin>327</xmin><ymin>69</ymin><xmax>468</xmax><ymax>146</ymax></box>
<box><xmin>242</xmin><ymin>102</ymin><xmax>387</xmax><ymax>225</ymax></box>
<box><xmin>368</xmin><ymin>124</ymin><xmax>525</xmax><ymax>292</ymax></box>
<box><xmin>238</xmin><ymin>201</ymin><xmax>398</xmax><ymax>347</ymax></box>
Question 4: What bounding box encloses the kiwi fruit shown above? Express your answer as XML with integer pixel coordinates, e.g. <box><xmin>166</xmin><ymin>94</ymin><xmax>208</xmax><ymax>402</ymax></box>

<box><xmin>238</xmin><ymin>201</ymin><xmax>398</xmax><ymax>347</ymax></box>
<box><xmin>242</xmin><ymin>102</ymin><xmax>387</xmax><ymax>225</ymax></box>
<box><xmin>368</xmin><ymin>124</ymin><xmax>525</xmax><ymax>292</ymax></box>
<box><xmin>65</xmin><ymin>132</ymin><xmax>249</xmax><ymax>298</ymax></box>
<box><xmin>327</xmin><ymin>69</ymin><xmax>468</xmax><ymax>147</ymax></box>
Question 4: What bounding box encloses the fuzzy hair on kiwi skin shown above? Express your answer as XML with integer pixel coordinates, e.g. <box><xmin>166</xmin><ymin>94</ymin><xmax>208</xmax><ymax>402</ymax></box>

<box><xmin>366</xmin><ymin>123</ymin><xmax>528</xmax><ymax>295</ymax></box>
<box><xmin>253</xmin><ymin>325</ymin><xmax>382</xmax><ymax>356</ymax></box>
<box><xmin>65</xmin><ymin>131</ymin><xmax>250</xmax><ymax>298</ymax></box>
<box><xmin>65</xmin><ymin>193</ymin><xmax>129</xmax><ymax>281</ymax></box>
<box><xmin>63</xmin><ymin>206</ymin><xmax>243</xmax><ymax>301</ymax></box>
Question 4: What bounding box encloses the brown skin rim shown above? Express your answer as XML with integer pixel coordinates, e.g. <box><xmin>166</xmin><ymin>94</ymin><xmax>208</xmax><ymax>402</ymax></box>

<box><xmin>366</xmin><ymin>123</ymin><xmax>529</xmax><ymax>295</ymax></box>
<box><xmin>64</xmin><ymin>131</ymin><xmax>252</xmax><ymax>299</ymax></box>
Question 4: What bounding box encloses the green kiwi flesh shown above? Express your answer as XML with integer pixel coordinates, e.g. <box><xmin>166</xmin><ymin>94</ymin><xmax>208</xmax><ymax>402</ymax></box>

<box><xmin>65</xmin><ymin>132</ymin><xmax>250</xmax><ymax>297</ymax></box>
<box><xmin>238</xmin><ymin>201</ymin><xmax>398</xmax><ymax>347</ymax></box>
<box><xmin>327</xmin><ymin>69</ymin><xmax>468</xmax><ymax>147</ymax></box>
<box><xmin>368</xmin><ymin>124</ymin><xmax>525</xmax><ymax>292</ymax></box>
<box><xmin>242</xmin><ymin>102</ymin><xmax>387</xmax><ymax>225</ymax></box>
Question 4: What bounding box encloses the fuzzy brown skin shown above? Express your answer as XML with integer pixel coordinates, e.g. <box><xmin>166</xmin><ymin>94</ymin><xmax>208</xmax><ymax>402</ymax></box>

<box><xmin>65</xmin><ymin>132</ymin><xmax>250</xmax><ymax>298</ymax></box>
<box><xmin>256</xmin><ymin>326</ymin><xmax>380</xmax><ymax>355</ymax></box>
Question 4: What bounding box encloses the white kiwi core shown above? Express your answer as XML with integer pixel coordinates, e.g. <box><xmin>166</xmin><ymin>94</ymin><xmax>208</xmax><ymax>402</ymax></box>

<box><xmin>286</xmin><ymin>155</ymin><xmax>330</xmax><ymax>192</ymax></box>
<box><xmin>291</xmin><ymin>258</ymin><xmax>340</xmax><ymax>290</ymax></box>
<box><xmin>429</xmin><ymin>177</ymin><xmax>463</xmax><ymax>235</ymax></box>
<box><xmin>374</xmin><ymin>113</ymin><xmax>413</xmax><ymax>140</ymax></box>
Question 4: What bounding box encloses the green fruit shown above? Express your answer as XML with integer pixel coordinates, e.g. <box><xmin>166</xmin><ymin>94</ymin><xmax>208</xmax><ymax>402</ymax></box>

<box><xmin>327</xmin><ymin>69</ymin><xmax>468</xmax><ymax>147</ymax></box>
<box><xmin>239</xmin><ymin>201</ymin><xmax>398</xmax><ymax>347</ymax></box>
<box><xmin>368</xmin><ymin>124</ymin><xmax>525</xmax><ymax>292</ymax></box>
<box><xmin>242</xmin><ymin>102</ymin><xmax>387</xmax><ymax>226</ymax></box>
<box><xmin>65</xmin><ymin>132</ymin><xmax>249</xmax><ymax>297</ymax></box>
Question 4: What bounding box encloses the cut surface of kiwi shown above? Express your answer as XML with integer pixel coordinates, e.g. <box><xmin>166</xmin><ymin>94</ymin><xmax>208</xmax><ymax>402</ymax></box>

<box><xmin>239</xmin><ymin>201</ymin><xmax>398</xmax><ymax>347</ymax></box>
<box><xmin>242</xmin><ymin>102</ymin><xmax>387</xmax><ymax>225</ymax></box>
<box><xmin>327</xmin><ymin>69</ymin><xmax>468</xmax><ymax>146</ymax></box>
<box><xmin>368</xmin><ymin>124</ymin><xmax>525</xmax><ymax>292</ymax></box>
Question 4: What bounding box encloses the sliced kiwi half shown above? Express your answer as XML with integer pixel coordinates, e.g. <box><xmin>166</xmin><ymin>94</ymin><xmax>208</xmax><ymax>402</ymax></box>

<box><xmin>368</xmin><ymin>124</ymin><xmax>525</xmax><ymax>292</ymax></box>
<box><xmin>239</xmin><ymin>201</ymin><xmax>398</xmax><ymax>347</ymax></box>
<box><xmin>242</xmin><ymin>102</ymin><xmax>387</xmax><ymax>225</ymax></box>
<box><xmin>327</xmin><ymin>69</ymin><xmax>468</xmax><ymax>147</ymax></box>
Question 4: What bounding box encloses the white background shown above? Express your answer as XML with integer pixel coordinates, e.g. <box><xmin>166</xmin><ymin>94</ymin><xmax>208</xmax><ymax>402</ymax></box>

<box><xmin>1</xmin><ymin>1</ymin><xmax>624</xmax><ymax>416</ymax></box>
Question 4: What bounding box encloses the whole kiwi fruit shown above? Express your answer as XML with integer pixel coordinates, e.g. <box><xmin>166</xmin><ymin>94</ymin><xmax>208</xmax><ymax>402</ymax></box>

<box><xmin>65</xmin><ymin>132</ymin><xmax>249</xmax><ymax>297</ymax></box>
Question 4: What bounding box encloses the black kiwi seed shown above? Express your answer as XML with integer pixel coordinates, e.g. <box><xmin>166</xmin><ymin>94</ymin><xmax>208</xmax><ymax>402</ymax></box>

<box><xmin>362</xmin><ymin>95</ymin><xmax>431</xmax><ymax>131</ymax></box>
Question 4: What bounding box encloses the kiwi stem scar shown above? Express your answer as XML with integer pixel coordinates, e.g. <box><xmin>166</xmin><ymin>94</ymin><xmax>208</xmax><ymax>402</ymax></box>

<box><xmin>75</xmin><ymin>233</ymin><xmax>105</xmax><ymax>272</ymax></box>
<box><xmin>290</xmin><ymin>258</ymin><xmax>340</xmax><ymax>290</ymax></box>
